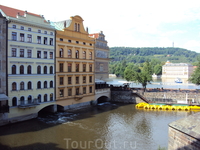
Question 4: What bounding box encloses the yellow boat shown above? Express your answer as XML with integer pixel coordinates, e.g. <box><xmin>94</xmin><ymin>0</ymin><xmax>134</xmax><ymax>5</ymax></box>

<box><xmin>136</xmin><ymin>103</ymin><xmax>148</xmax><ymax>108</ymax></box>
<box><xmin>170</xmin><ymin>106</ymin><xmax>177</xmax><ymax>111</ymax></box>
<box><xmin>177</xmin><ymin>106</ymin><xmax>183</xmax><ymax>111</ymax></box>
<box><xmin>144</xmin><ymin>104</ymin><xmax>150</xmax><ymax>109</ymax></box>
<box><xmin>183</xmin><ymin>106</ymin><xmax>190</xmax><ymax>111</ymax></box>
<box><xmin>190</xmin><ymin>105</ymin><xmax>200</xmax><ymax>110</ymax></box>
<box><xmin>164</xmin><ymin>105</ymin><xmax>171</xmax><ymax>110</ymax></box>
<box><xmin>150</xmin><ymin>105</ymin><xmax>157</xmax><ymax>109</ymax></box>
<box><xmin>158</xmin><ymin>105</ymin><xmax>164</xmax><ymax>110</ymax></box>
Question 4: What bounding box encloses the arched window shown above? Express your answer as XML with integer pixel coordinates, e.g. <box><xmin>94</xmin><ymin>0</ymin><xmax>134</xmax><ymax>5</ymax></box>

<box><xmin>89</xmin><ymin>52</ymin><xmax>92</xmax><ymax>60</ymax></box>
<box><xmin>12</xmin><ymin>65</ymin><xmax>16</xmax><ymax>74</ymax></box>
<box><xmin>28</xmin><ymin>95</ymin><xmax>32</xmax><ymax>104</ymax></box>
<box><xmin>60</xmin><ymin>48</ymin><xmax>63</xmax><ymax>57</ymax></box>
<box><xmin>12</xmin><ymin>97</ymin><xmax>17</xmax><ymax>106</ymax></box>
<box><xmin>44</xmin><ymin>94</ymin><xmax>47</xmax><ymax>102</ymax></box>
<box><xmin>83</xmin><ymin>51</ymin><xmax>86</xmax><ymax>59</ymax></box>
<box><xmin>74</xmin><ymin>23</ymin><xmax>77</xmax><ymax>31</ymax></box>
<box><xmin>20</xmin><ymin>65</ymin><xmax>24</xmax><ymax>74</ymax></box>
<box><xmin>37</xmin><ymin>81</ymin><xmax>41</xmax><ymax>89</ymax></box>
<box><xmin>77</xmin><ymin>24</ymin><xmax>80</xmax><ymax>32</ymax></box>
<box><xmin>37</xmin><ymin>66</ymin><xmax>41</xmax><ymax>74</ymax></box>
<box><xmin>20</xmin><ymin>82</ymin><xmax>24</xmax><ymax>90</ymax></box>
<box><xmin>20</xmin><ymin>96</ymin><xmax>25</xmax><ymax>105</ymax></box>
<box><xmin>27</xmin><ymin>81</ymin><xmax>32</xmax><ymax>89</ymax></box>
<box><xmin>12</xmin><ymin>82</ymin><xmax>17</xmax><ymax>91</ymax></box>
<box><xmin>44</xmin><ymin>81</ymin><xmax>47</xmax><ymax>88</ymax></box>
<box><xmin>50</xmin><ymin>66</ymin><xmax>53</xmax><ymax>74</ymax></box>
<box><xmin>27</xmin><ymin>65</ymin><xmax>31</xmax><ymax>74</ymax></box>
<box><xmin>44</xmin><ymin>66</ymin><xmax>47</xmax><ymax>74</ymax></box>
<box><xmin>50</xmin><ymin>93</ymin><xmax>53</xmax><ymax>101</ymax></box>
<box><xmin>50</xmin><ymin>81</ymin><xmax>53</xmax><ymax>88</ymax></box>
<box><xmin>68</xmin><ymin>49</ymin><xmax>71</xmax><ymax>58</ymax></box>
<box><xmin>76</xmin><ymin>50</ymin><xmax>79</xmax><ymax>59</ymax></box>
<box><xmin>38</xmin><ymin>94</ymin><xmax>41</xmax><ymax>103</ymax></box>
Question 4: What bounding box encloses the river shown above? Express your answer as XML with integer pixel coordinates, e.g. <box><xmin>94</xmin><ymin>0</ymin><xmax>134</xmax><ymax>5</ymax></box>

<box><xmin>0</xmin><ymin>103</ymin><xmax>196</xmax><ymax>150</ymax></box>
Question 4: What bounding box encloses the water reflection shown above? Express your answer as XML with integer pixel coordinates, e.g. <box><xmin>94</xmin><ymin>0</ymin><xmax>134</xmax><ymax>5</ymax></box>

<box><xmin>0</xmin><ymin>104</ymin><xmax>195</xmax><ymax>150</ymax></box>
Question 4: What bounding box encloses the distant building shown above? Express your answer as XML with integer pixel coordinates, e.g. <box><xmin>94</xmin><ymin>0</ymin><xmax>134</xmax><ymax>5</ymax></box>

<box><xmin>162</xmin><ymin>61</ymin><xmax>194</xmax><ymax>83</ymax></box>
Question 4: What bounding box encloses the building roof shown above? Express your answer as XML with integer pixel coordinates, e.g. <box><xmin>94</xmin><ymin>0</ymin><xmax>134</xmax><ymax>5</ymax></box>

<box><xmin>0</xmin><ymin>5</ymin><xmax>42</xmax><ymax>18</ymax></box>
<box><xmin>89</xmin><ymin>33</ymin><xmax>99</xmax><ymax>39</ymax></box>
<box><xmin>164</xmin><ymin>63</ymin><xmax>193</xmax><ymax>67</ymax></box>
<box><xmin>51</xmin><ymin>20</ymin><xmax>72</xmax><ymax>31</ymax></box>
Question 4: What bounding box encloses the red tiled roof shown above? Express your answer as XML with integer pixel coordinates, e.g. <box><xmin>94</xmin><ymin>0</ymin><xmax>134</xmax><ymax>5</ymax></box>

<box><xmin>89</xmin><ymin>33</ymin><xmax>99</xmax><ymax>39</ymax></box>
<box><xmin>0</xmin><ymin>5</ymin><xmax>41</xmax><ymax>18</ymax></box>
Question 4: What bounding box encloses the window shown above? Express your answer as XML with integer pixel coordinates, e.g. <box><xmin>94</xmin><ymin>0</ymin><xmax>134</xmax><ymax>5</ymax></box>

<box><xmin>50</xmin><ymin>66</ymin><xmax>53</xmax><ymax>74</ymax></box>
<box><xmin>89</xmin><ymin>52</ymin><xmax>92</xmax><ymax>59</ymax></box>
<box><xmin>44</xmin><ymin>31</ymin><xmax>47</xmax><ymax>34</ymax></box>
<box><xmin>44</xmin><ymin>66</ymin><xmax>47</xmax><ymax>74</ymax></box>
<box><xmin>74</xmin><ymin>23</ymin><xmax>77</xmax><ymax>31</ymax></box>
<box><xmin>83</xmin><ymin>64</ymin><xmax>86</xmax><ymax>72</ymax></box>
<box><xmin>77</xmin><ymin>24</ymin><xmax>80</xmax><ymax>32</ymax></box>
<box><xmin>20</xmin><ymin>49</ymin><xmax>24</xmax><ymax>57</ymax></box>
<box><xmin>83</xmin><ymin>51</ymin><xmax>86</xmax><ymax>59</ymax></box>
<box><xmin>20</xmin><ymin>96</ymin><xmax>25</xmax><ymax>105</ymax></box>
<box><xmin>27</xmin><ymin>34</ymin><xmax>32</xmax><ymax>42</ymax></box>
<box><xmin>60</xmin><ymin>48</ymin><xmax>63</xmax><ymax>57</ymax></box>
<box><xmin>44</xmin><ymin>94</ymin><xmax>47</xmax><ymax>102</ymax></box>
<box><xmin>37</xmin><ymin>36</ymin><xmax>41</xmax><ymax>44</ymax></box>
<box><xmin>76</xmin><ymin>50</ymin><xmax>79</xmax><ymax>58</ymax></box>
<box><xmin>12</xmin><ymin>32</ymin><xmax>17</xmax><ymax>41</ymax></box>
<box><xmin>59</xmin><ymin>63</ymin><xmax>63</xmax><ymax>72</ymax></box>
<box><xmin>60</xmin><ymin>38</ymin><xmax>63</xmax><ymax>41</ymax></box>
<box><xmin>50</xmin><ymin>32</ymin><xmax>53</xmax><ymax>35</ymax></box>
<box><xmin>100</xmin><ymin>64</ymin><xmax>104</xmax><ymax>71</ymax></box>
<box><xmin>89</xmin><ymin>76</ymin><xmax>92</xmax><ymax>83</ymax></box>
<box><xmin>21</xmin><ymin>26</ymin><xmax>24</xmax><ymax>30</ymax></box>
<box><xmin>28</xmin><ymin>28</ymin><xmax>31</xmax><ymax>31</ymax></box>
<box><xmin>68</xmin><ymin>49</ymin><xmax>71</xmax><ymax>58</ymax></box>
<box><xmin>68</xmin><ymin>77</ymin><xmax>72</xmax><ymax>84</ymax></box>
<box><xmin>76</xmin><ymin>41</ymin><xmax>79</xmax><ymax>44</ymax></box>
<box><xmin>90</xmin><ymin>43</ymin><xmax>92</xmax><ymax>46</ymax></box>
<box><xmin>27</xmin><ymin>65</ymin><xmax>31</xmax><ymax>74</ymax></box>
<box><xmin>20</xmin><ymin>65</ymin><xmax>24</xmax><ymax>74</ymax></box>
<box><xmin>68</xmin><ymin>40</ymin><xmax>71</xmax><ymax>43</ymax></box>
<box><xmin>76</xmin><ymin>88</ymin><xmax>79</xmax><ymax>95</ymax></box>
<box><xmin>60</xmin><ymin>77</ymin><xmax>64</xmax><ymax>85</ymax></box>
<box><xmin>27</xmin><ymin>81</ymin><xmax>32</xmax><ymax>89</ymax></box>
<box><xmin>83</xmin><ymin>87</ymin><xmax>86</xmax><ymax>94</ymax></box>
<box><xmin>38</xmin><ymin>95</ymin><xmax>41</xmax><ymax>103</ymax></box>
<box><xmin>44</xmin><ymin>81</ymin><xmax>47</xmax><ymax>88</ymax></box>
<box><xmin>50</xmin><ymin>38</ymin><xmax>53</xmax><ymax>45</ymax></box>
<box><xmin>83</xmin><ymin>42</ymin><xmax>86</xmax><ymax>45</ymax></box>
<box><xmin>37</xmin><ymin>94</ymin><xmax>41</xmax><ymax>103</ymax></box>
<box><xmin>68</xmin><ymin>63</ymin><xmax>72</xmax><ymax>72</ymax></box>
<box><xmin>12</xmin><ymin>97</ymin><xmax>17</xmax><ymax>106</ymax></box>
<box><xmin>20</xmin><ymin>33</ymin><xmax>25</xmax><ymax>42</ymax></box>
<box><xmin>37</xmin><ymin>66</ymin><xmax>41</xmax><ymax>74</ymax></box>
<box><xmin>12</xmin><ymin>82</ymin><xmax>17</xmax><ymax>91</ymax></box>
<box><xmin>37</xmin><ymin>51</ymin><xmax>41</xmax><ymax>58</ymax></box>
<box><xmin>12</xmin><ymin>65</ymin><xmax>16</xmax><ymax>74</ymax></box>
<box><xmin>76</xmin><ymin>77</ymin><xmax>79</xmax><ymax>84</ymax></box>
<box><xmin>28</xmin><ymin>95</ymin><xmax>32</xmax><ymax>104</ymax></box>
<box><xmin>50</xmin><ymin>81</ymin><xmax>53</xmax><ymax>88</ymax></box>
<box><xmin>38</xmin><ymin>30</ymin><xmax>41</xmax><ymax>33</ymax></box>
<box><xmin>44</xmin><ymin>37</ymin><xmax>47</xmax><ymax>44</ymax></box>
<box><xmin>50</xmin><ymin>52</ymin><xmax>53</xmax><ymax>59</ymax></box>
<box><xmin>68</xmin><ymin>89</ymin><xmax>72</xmax><ymax>96</ymax></box>
<box><xmin>89</xmin><ymin>64</ymin><xmax>92</xmax><ymax>72</ymax></box>
<box><xmin>27</xmin><ymin>50</ymin><xmax>32</xmax><ymax>58</ymax></box>
<box><xmin>83</xmin><ymin>76</ymin><xmax>86</xmax><ymax>83</ymax></box>
<box><xmin>12</xmin><ymin>48</ymin><xmax>17</xmax><ymax>57</ymax></box>
<box><xmin>76</xmin><ymin>64</ymin><xmax>79</xmax><ymax>72</ymax></box>
<box><xmin>12</xmin><ymin>25</ymin><xmax>16</xmax><ymax>29</ymax></box>
<box><xmin>90</xmin><ymin>86</ymin><xmax>92</xmax><ymax>93</ymax></box>
<box><xmin>60</xmin><ymin>89</ymin><xmax>64</xmax><ymax>97</ymax></box>
<box><xmin>44</xmin><ymin>51</ymin><xmax>47</xmax><ymax>59</ymax></box>
<box><xmin>20</xmin><ymin>82</ymin><xmax>24</xmax><ymax>90</ymax></box>
<box><xmin>37</xmin><ymin>81</ymin><xmax>41</xmax><ymax>89</ymax></box>
<box><xmin>50</xmin><ymin>93</ymin><xmax>53</xmax><ymax>101</ymax></box>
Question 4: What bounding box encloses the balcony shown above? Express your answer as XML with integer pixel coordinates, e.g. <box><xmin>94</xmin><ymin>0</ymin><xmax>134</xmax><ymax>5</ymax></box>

<box><xmin>74</xmin><ymin>93</ymin><xmax>83</xmax><ymax>101</ymax></box>
<box><xmin>0</xmin><ymin>105</ymin><xmax>9</xmax><ymax>113</ymax></box>
<box><xmin>18</xmin><ymin>99</ymin><xmax>40</xmax><ymax>108</ymax></box>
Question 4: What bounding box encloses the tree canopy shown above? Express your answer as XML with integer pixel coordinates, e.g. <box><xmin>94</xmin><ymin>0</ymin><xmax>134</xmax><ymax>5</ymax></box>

<box><xmin>189</xmin><ymin>57</ymin><xmax>200</xmax><ymax>85</ymax></box>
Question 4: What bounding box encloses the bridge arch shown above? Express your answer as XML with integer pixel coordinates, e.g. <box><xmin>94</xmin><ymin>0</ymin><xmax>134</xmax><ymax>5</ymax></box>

<box><xmin>38</xmin><ymin>104</ymin><xmax>64</xmax><ymax>116</ymax></box>
<box><xmin>97</xmin><ymin>96</ymin><xmax>110</xmax><ymax>104</ymax></box>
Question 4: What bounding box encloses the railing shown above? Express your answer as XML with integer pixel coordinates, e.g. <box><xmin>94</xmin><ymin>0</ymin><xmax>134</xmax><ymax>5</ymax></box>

<box><xmin>18</xmin><ymin>99</ymin><xmax>40</xmax><ymax>108</ymax></box>
<box><xmin>0</xmin><ymin>105</ymin><xmax>9</xmax><ymax>113</ymax></box>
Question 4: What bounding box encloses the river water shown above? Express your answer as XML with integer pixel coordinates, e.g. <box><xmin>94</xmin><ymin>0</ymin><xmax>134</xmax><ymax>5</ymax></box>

<box><xmin>0</xmin><ymin>103</ymin><xmax>195</xmax><ymax>150</ymax></box>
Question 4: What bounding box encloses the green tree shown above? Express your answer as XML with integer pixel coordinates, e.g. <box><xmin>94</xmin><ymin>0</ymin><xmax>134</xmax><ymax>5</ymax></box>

<box><xmin>189</xmin><ymin>58</ymin><xmax>200</xmax><ymax>85</ymax></box>
<box><xmin>154</xmin><ymin>64</ymin><xmax>162</xmax><ymax>75</ymax></box>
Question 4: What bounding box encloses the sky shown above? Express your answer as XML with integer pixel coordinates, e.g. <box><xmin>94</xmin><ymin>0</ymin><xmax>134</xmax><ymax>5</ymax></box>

<box><xmin>2</xmin><ymin>0</ymin><xmax>200</xmax><ymax>53</ymax></box>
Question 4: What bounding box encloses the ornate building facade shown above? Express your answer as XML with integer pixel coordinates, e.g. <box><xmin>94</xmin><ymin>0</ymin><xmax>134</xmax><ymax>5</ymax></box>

<box><xmin>52</xmin><ymin>15</ymin><xmax>95</xmax><ymax>109</ymax></box>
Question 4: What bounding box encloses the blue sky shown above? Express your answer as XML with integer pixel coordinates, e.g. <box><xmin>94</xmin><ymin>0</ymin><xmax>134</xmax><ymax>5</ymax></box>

<box><xmin>2</xmin><ymin>0</ymin><xmax>200</xmax><ymax>52</ymax></box>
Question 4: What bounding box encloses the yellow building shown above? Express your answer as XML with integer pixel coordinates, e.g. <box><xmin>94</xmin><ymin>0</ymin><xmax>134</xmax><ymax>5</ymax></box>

<box><xmin>52</xmin><ymin>16</ymin><xmax>95</xmax><ymax>109</ymax></box>
<box><xmin>0</xmin><ymin>5</ymin><xmax>56</xmax><ymax>124</ymax></box>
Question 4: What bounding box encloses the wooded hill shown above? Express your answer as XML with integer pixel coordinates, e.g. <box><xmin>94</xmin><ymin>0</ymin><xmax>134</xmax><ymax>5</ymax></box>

<box><xmin>109</xmin><ymin>47</ymin><xmax>199</xmax><ymax>64</ymax></box>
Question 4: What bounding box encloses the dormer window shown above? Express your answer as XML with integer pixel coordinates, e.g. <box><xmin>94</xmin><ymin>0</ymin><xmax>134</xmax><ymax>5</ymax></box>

<box><xmin>74</xmin><ymin>23</ymin><xmax>80</xmax><ymax>32</ymax></box>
